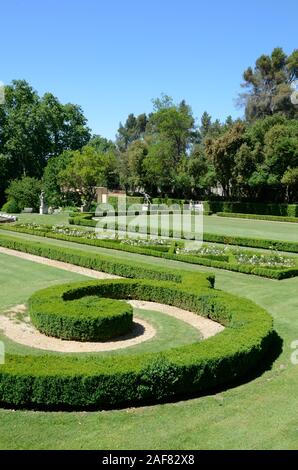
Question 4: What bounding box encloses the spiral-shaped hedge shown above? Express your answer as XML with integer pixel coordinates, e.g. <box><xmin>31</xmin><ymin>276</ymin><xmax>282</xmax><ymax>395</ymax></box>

<box><xmin>0</xmin><ymin>267</ymin><xmax>275</xmax><ymax>409</ymax></box>
<box><xmin>29</xmin><ymin>292</ymin><xmax>133</xmax><ymax>341</ymax></box>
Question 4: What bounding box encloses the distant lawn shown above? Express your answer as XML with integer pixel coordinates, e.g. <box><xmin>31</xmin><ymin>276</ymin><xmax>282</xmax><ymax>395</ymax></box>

<box><xmin>99</xmin><ymin>213</ymin><xmax>298</xmax><ymax>243</ymax></box>
<box><xmin>10</xmin><ymin>211</ymin><xmax>298</xmax><ymax>243</ymax></box>
<box><xmin>12</xmin><ymin>211</ymin><xmax>70</xmax><ymax>225</ymax></box>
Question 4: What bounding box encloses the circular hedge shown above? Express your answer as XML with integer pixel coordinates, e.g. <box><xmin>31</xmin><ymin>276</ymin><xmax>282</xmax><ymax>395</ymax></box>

<box><xmin>0</xmin><ymin>275</ymin><xmax>275</xmax><ymax>410</ymax></box>
<box><xmin>29</xmin><ymin>292</ymin><xmax>133</xmax><ymax>342</ymax></box>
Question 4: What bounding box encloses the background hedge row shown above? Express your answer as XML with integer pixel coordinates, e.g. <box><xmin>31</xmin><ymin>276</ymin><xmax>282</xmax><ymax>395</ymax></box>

<box><xmin>205</xmin><ymin>201</ymin><xmax>298</xmax><ymax>216</ymax></box>
<box><xmin>105</xmin><ymin>197</ymin><xmax>298</xmax><ymax>217</ymax></box>
<box><xmin>216</xmin><ymin>212</ymin><xmax>298</xmax><ymax>223</ymax></box>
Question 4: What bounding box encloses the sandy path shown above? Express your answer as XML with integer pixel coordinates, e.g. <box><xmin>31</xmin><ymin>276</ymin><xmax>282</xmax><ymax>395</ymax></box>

<box><xmin>0</xmin><ymin>246</ymin><xmax>120</xmax><ymax>279</ymax></box>
<box><xmin>0</xmin><ymin>247</ymin><xmax>224</xmax><ymax>352</ymax></box>
<box><xmin>0</xmin><ymin>305</ymin><xmax>155</xmax><ymax>352</ymax></box>
<box><xmin>127</xmin><ymin>300</ymin><xmax>224</xmax><ymax>339</ymax></box>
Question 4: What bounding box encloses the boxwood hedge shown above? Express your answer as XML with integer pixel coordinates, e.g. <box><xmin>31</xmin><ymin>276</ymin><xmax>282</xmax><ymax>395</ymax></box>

<box><xmin>217</xmin><ymin>212</ymin><xmax>298</xmax><ymax>223</ymax></box>
<box><xmin>29</xmin><ymin>293</ymin><xmax>133</xmax><ymax>342</ymax></box>
<box><xmin>1</xmin><ymin>228</ymin><xmax>297</xmax><ymax>279</ymax></box>
<box><xmin>205</xmin><ymin>201</ymin><xmax>298</xmax><ymax>217</ymax></box>
<box><xmin>0</xmin><ymin>269</ymin><xmax>275</xmax><ymax>409</ymax></box>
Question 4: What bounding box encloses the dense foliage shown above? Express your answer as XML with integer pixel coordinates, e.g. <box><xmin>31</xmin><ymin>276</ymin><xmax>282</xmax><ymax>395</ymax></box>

<box><xmin>0</xmin><ymin>80</ymin><xmax>90</xmax><ymax>206</ymax></box>
<box><xmin>29</xmin><ymin>291</ymin><xmax>133</xmax><ymax>341</ymax></box>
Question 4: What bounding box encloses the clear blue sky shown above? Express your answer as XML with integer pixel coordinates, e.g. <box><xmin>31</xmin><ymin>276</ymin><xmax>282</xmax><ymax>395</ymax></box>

<box><xmin>1</xmin><ymin>0</ymin><xmax>297</xmax><ymax>139</ymax></box>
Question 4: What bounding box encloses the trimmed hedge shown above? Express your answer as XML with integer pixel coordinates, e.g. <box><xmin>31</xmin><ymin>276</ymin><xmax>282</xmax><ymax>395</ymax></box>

<box><xmin>0</xmin><ymin>274</ymin><xmax>274</xmax><ymax>409</ymax></box>
<box><xmin>206</xmin><ymin>201</ymin><xmax>298</xmax><ymax>217</ymax></box>
<box><xmin>203</xmin><ymin>232</ymin><xmax>298</xmax><ymax>253</ymax></box>
<box><xmin>217</xmin><ymin>212</ymin><xmax>298</xmax><ymax>223</ymax></box>
<box><xmin>1</xmin><ymin>227</ymin><xmax>297</xmax><ymax>279</ymax></box>
<box><xmin>0</xmin><ymin>233</ymin><xmax>215</xmax><ymax>289</ymax></box>
<box><xmin>65</xmin><ymin>213</ymin><xmax>298</xmax><ymax>254</ymax></box>
<box><xmin>29</xmin><ymin>293</ymin><xmax>133</xmax><ymax>341</ymax></box>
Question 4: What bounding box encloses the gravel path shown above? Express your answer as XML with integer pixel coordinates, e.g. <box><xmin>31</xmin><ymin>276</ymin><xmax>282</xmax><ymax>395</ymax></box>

<box><xmin>0</xmin><ymin>247</ymin><xmax>225</xmax><ymax>352</ymax></box>
<box><xmin>0</xmin><ymin>246</ymin><xmax>120</xmax><ymax>279</ymax></box>
<box><xmin>0</xmin><ymin>305</ymin><xmax>155</xmax><ymax>352</ymax></box>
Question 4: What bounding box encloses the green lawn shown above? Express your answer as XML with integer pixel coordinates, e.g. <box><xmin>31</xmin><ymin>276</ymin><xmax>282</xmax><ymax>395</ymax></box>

<box><xmin>10</xmin><ymin>210</ymin><xmax>298</xmax><ymax>242</ymax></box>
<box><xmin>97</xmin><ymin>213</ymin><xmax>298</xmax><ymax>242</ymax></box>
<box><xmin>12</xmin><ymin>211</ymin><xmax>70</xmax><ymax>225</ymax></box>
<box><xmin>1</xmin><ymin>218</ymin><xmax>298</xmax><ymax>449</ymax></box>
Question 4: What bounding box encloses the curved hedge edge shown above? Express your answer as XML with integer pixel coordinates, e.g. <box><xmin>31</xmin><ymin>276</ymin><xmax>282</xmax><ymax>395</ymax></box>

<box><xmin>0</xmin><ymin>277</ymin><xmax>275</xmax><ymax>410</ymax></box>
<box><xmin>30</xmin><ymin>295</ymin><xmax>133</xmax><ymax>342</ymax></box>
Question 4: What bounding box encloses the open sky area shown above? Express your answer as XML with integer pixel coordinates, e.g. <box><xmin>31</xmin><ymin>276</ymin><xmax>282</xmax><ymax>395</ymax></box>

<box><xmin>1</xmin><ymin>0</ymin><xmax>297</xmax><ymax>139</ymax></box>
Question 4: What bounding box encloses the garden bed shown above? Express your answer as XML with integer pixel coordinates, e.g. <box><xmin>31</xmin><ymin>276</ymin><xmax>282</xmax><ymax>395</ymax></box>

<box><xmin>1</xmin><ymin>224</ymin><xmax>298</xmax><ymax>279</ymax></box>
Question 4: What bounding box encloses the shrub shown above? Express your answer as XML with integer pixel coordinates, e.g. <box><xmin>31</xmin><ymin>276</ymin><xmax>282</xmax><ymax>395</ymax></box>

<box><xmin>203</xmin><ymin>232</ymin><xmax>298</xmax><ymax>253</ymax></box>
<box><xmin>29</xmin><ymin>293</ymin><xmax>133</xmax><ymax>341</ymax></box>
<box><xmin>5</xmin><ymin>176</ymin><xmax>42</xmax><ymax>211</ymax></box>
<box><xmin>1</xmin><ymin>226</ymin><xmax>297</xmax><ymax>279</ymax></box>
<box><xmin>0</xmin><ymin>232</ymin><xmax>215</xmax><ymax>288</ymax></box>
<box><xmin>1</xmin><ymin>199</ymin><xmax>20</xmax><ymax>214</ymax></box>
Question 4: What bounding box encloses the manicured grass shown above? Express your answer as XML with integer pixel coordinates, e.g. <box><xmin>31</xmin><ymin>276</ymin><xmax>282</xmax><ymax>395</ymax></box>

<box><xmin>0</xmin><ymin>229</ymin><xmax>298</xmax><ymax>448</ymax></box>
<box><xmin>205</xmin><ymin>214</ymin><xmax>298</xmax><ymax>242</ymax></box>
<box><xmin>10</xmin><ymin>210</ymin><xmax>298</xmax><ymax>242</ymax></box>
<box><xmin>98</xmin><ymin>213</ymin><xmax>298</xmax><ymax>243</ymax></box>
<box><xmin>12</xmin><ymin>211</ymin><xmax>70</xmax><ymax>226</ymax></box>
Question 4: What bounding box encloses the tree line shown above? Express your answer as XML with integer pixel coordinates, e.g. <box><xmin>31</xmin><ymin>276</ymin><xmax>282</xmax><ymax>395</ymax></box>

<box><xmin>1</xmin><ymin>47</ymin><xmax>298</xmax><ymax>212</ymax></box>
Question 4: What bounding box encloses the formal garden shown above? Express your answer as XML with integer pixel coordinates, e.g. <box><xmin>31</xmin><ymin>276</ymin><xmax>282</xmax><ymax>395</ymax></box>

<box><xmin>0</xmin><ymin>43</ymin><xmax>298</xmax><ymax>451</ymax></box>
<box><xmin>0</xmin><ymin>206</ymin><xmax>297</xmax><ymax>448</ymax></box>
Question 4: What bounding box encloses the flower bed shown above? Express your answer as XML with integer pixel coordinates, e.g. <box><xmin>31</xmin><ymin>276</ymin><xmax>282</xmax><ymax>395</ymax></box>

<box><xmin>1</xmin><ymin>225</ymin><xmax>297</xmax><ymax>279</ymax></box>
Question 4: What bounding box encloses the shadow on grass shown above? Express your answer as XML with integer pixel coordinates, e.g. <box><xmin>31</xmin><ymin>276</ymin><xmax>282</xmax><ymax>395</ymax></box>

<box><xmin>0</xmin><ymin>331</ymin><xmax>283</xmax><ymax>413</ymax></box>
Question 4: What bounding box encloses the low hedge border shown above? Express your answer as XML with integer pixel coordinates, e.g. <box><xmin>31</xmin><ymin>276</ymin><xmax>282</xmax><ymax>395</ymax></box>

<box><xmin>203</xmin><ymin>232</ymin><xmax>298</xmax><ymax>253</ymax></box>
<box><xmin>0</xmin><ymin>226</ymin><xmax>297</xmax><ymax>280</ymax></box>
<box><xmin>65</xmin><ymin>215</ymin><xmax>298</xmax><ymax>254</ymax></box>
<box><xmin>217</xmin><ymin>212</ymin><xmax>298</xmax><ymax>223</ymax></box>
<box><xmin>0</xmin><ymin>233</ymin><xmax>215</xmax><ymax>289</ymax></box>
<box><xmin>205</xmin><ymin>201</ymin><xmax>298</xmax><ymax>217</ymax></box>
<box><xmin>29</xmin><ymin>294</ymin><xmax>133</xmax><ymax>342</ymax></box>
<box><xmin>0</xmin><ymin>274</ymin><xmax>274</xmax><ymax>409</ymax></box>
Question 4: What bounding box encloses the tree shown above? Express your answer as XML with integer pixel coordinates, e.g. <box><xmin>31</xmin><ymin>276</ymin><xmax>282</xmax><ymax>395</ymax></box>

<box><xmin>43</xmin><ymin>151</ymin><xmax>80</xmax><ymax>207</ymax></box>
<box><xmin>125</xmin><ymin>140</ymin><xmax>148</xmax><ymax>192</ymax></box>
<box><xmin>240</xmin><ymin>47</ymin><xmax>298</xmax><ymax>121</ymax></box>
<box><xmin>88</xmin><ymin>135</ymin><xmax>117</xmax><ymax>153</ymax></box>
<box><xmin>116</xmin><ymin>113</ymin><xmax>147</xmax><ymax>151</ymax></box>
<box><xmin>200</xmin><ymin>111</ymin><xmax>211</xmax><ymax>139</ymax></box>
<box><xmin>58</xmin><ymin>146</ymin><xmax>113</xmax><ymax>210</ymax></box>
<box><xmin>148</xmin><ymin>97</ymin><xmax>197</xmax><ymax>160</ymax></box>
<box><xmin>205</xmin><ymin>121</ymin><xmax>246</xmax><ymax>198</ymax></box>
<box><xmin>282</xmin><ymin>167</ymin><xmax>298</xmax><ymax>202</ymax></box>
<box><xmin>142</xmin><ymin>141</ymin><xmax>176</xmax><ymax>196</ymax></box>
<box><xmin>0</xmin><ymin>79</ymin><xmax>90</xmax><ymax>185</ymax></box>
<box><xmin>0</xmin><ymin>154</ymin><xmax>11</xmax><ymax>206</ymax></box>
<box><xmin>5</xmin><ymin>176</ymin><xmax>42</xmax><ymax>211</ymax></box>
<box><xmin>188</xmin><ymin>149</ymin><xmax>216</xmax><ymax>198</ymax></box>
